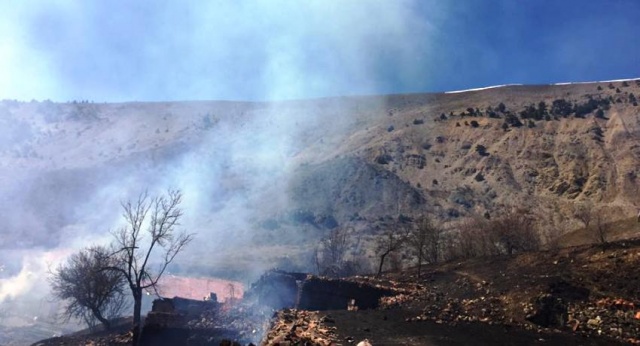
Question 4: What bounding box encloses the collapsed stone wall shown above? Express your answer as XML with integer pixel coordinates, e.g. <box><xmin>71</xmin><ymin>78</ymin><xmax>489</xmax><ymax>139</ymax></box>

<box><xmin>246</xmin><ymin>270</ymin><xmax>397</xmax><ymax>311</ymax></box>
<box><xmin>144</xmin><ymin>297</ymin><xmax>220</xmax><ymax>328</ymax></box>
<box><xmin>297</xmin><ymin>277</ymin><xmax>396</xmax><ymax>310</ymax></box>
<box><xmin>246</xmin><ymin>270</ymin><xmax>307</xmax><ymax>310</ymax></box>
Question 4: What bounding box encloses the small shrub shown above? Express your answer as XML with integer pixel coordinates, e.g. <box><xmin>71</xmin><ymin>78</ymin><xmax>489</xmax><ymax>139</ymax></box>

<box><xmin>476</xmin><ymin>144</ymin><xmax>489</xmax><ymax>156</ymax></box>
<box><xmin>376</xmin><ymin>154</ymin><xmax>393</xmax><ymax>165</ymax></box>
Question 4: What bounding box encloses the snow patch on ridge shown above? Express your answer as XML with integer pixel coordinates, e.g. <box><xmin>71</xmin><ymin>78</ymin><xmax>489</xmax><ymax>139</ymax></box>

<box><xmin>553</xmin><ymin>77</ymin><xmax>640</xmax><ymax>86</ymax></box>
<box><xmin>444</xmin><ymin>84</ymin><xmax>523</xmax><ymax>94</ymax></box>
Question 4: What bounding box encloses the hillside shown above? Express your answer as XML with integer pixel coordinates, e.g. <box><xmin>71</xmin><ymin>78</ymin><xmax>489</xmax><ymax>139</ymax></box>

<box><xmin>2</xmin><ymin>80</ymin><xmax>640</xmax><ymax>254</ymax></box>
<box><xmin>4</xmin><ymin>79</ymin><xmax>640</xmax><ymax>345</ymax></box>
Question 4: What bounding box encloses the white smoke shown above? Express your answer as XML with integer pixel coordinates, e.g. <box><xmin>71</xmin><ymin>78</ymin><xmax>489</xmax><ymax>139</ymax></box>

<box><xmin>0</xmin><ymin>2</ymin><xmax>439</xmax><ymax>342</ymax></box>
<box><xmin>0</xmin><ymin>1</ymin><xmax>435</xmax><ymax>102</ymax></box>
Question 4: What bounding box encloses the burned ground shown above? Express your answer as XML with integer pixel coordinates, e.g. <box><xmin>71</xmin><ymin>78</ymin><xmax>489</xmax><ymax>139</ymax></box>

<box><xmin>32</xmin><ymin>237</ymin><xmax>640</xmax><ymax>345</ymax></box>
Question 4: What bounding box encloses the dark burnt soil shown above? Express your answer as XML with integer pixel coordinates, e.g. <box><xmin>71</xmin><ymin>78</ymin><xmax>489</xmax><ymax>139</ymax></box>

<box><xmin>262</xmin><ymin>239</ymin><xmax>640</xmax><ymax>345</ymax></box>
<box><xmin>329</xmin><ymin>238</ymin><xmax>640</xmax><ymax>345</ymax></box>
<box><xmin>34</xmin><ymin>238</ymin><xmax>640</xmax><ymax>345</ymax></box>
<box><xmin>322</xmin><ymin>309</ymin><xmax>618</xmax><ymax>346</ymax></box>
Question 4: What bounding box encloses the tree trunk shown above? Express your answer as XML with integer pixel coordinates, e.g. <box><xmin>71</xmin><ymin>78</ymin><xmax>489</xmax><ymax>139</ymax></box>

<box><xmin>377</xmin><ymin>251</ymin><xmax>390</xmax><ymax>277</ymax></box>
<box><xmin>132</xmin><ymin>290</ymin><xmax>142</xmax><ymax>346</ymax></box>
<box><xmin>133</xmin><ymin>291</ymin><xmax>142</xmax><ymax>326</ymax></box>
<box><xmin>92</xmin><ymin>309</ymin><xmax>111</xmax><ymax>330</ymax></box>
<box><xmin>417</xmin><ymin>256</ymin><xmax>422</xmax><ymax>279</ymax></box>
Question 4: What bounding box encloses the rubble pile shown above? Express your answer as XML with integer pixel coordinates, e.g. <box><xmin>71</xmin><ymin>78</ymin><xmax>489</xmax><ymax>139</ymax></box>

<box><xmin>187</xmin><ymin>299</ymin><xmax>272</xmax><ymax>344</ymax></box>
<box><xmin>261</xmin><ymin>309</ymin><xmax>338</xmax><ymax>346</ymax></box>
<box><xmin>567</xmin><ymin>298</ymin><xmax>640</xmax><ymax>343</ymax></box>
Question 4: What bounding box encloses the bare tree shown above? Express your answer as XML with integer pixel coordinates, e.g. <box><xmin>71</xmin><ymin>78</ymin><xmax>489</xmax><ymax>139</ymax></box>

<box><xmin>49</xmin><ymin>246</ymin><xmax>128</xmax><ymax>330</ymax></box>
<box><xmin>315</xmin><ymin>226</ymin><xmax>357</xmax><ymax>277</ymax></box>
<box><xmin>491</xmin><ymin>208</ymin><xmax>540</xmax><ymax>255</ymax></box>
<box><xmin>446</xmin><ymin>209</ymin><xmax>540</xmax><ymax>260</ymax></box>
<box><xmin>574</xmin><ymin>202</ymin><xmax>594</xmax><ymax>231</ymax></box>
<box><xmin>449</xmin><ymin>217</ymin><xmax>498</xmax><ymax>259</ymax></box>
<box><xmin>407</xmin><ymin>216</ymin><xmax>443</xmax><ymax>278</ymax></box>
<box><xmin>593</xmin><ymin>209</ymin><xmax>612</xmax><ymax>244</ymax></box>
<box><xmin>106</xmin><ymin>190</ymin><xmax>194</xmax><ymax>342</ymax></box>
<box><xmin>375</xmin><ymin>227</ymin><xmax>408</xmax><ymax>277</ymax></box>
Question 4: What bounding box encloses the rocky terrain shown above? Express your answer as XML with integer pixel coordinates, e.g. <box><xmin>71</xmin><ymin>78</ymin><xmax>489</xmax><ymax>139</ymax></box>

<box><xmin>3</xmin><ymin>80</ymin><xmax>640</xmax><ymax>254</ymax></box>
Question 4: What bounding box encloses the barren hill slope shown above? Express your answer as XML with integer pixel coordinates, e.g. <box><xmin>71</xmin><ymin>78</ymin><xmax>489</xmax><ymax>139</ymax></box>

<box><xmin>1</xmin><ymin>80</ymin><xmax>640</xmax><ymax>269</ymax></box>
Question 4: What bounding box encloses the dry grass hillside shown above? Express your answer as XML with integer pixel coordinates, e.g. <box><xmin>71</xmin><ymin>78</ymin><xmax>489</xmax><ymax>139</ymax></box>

<box><xmin>1</xmin><ymin>79</ymin><xmax>640</xmax><ymax>267</ymax></box>
<box><xmin>6</xmin><ymin>79</ymin><xmax>640</xmax><ymax>346</ymax></box>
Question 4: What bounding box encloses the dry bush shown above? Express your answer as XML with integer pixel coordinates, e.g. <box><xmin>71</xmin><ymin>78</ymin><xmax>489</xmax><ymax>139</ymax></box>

<box><xmin>315</xmin><ymin>226</ymin><xmax>362</xmax><ymax>277</ymax></box>
<box><xmin>375</xmin><ymin>226</ymin><xmax>409</xmax><ymax>277</ymax></box>
<box><xmin>593</xmin><ymin>209</ymin><xmax>612</xmax><ymax>244</ymax></box>
<box><xmin>446</xmin><ymin>216</ymin><xmax>499</xmax><ymax>259</ymax></box>
<box><xmin>445</xmin><ymin>208</ymin><xmax>542</xmax><ymax>260</ymax></box>
<box><xmin>573</xmin><ymin>201</ymin><xmax>594</xmax><ymax>230</ymax></box>
<box><xmin>490</xmin><ymin>208</ymin><xmax>541</xmax><ymax>255</ymax></box>
<box><xmin>407</xmin><ymin>216</ymin><xmax>443</xmax><ymax>277</ymax></box>
<box><xmin>49</xmin><ymin>246</ymin><xmax>128</xmax><ymax>330</ymax></box>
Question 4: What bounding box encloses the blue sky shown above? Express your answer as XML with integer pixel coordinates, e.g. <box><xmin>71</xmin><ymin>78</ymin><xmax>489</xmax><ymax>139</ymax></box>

<box><xmin>0</xmin><ymin>0</ymin><xmax>639</xmax><ymax>102</ymax></box>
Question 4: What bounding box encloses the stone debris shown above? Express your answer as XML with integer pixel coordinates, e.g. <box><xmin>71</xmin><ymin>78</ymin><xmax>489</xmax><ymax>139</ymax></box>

<box><xmin>355</xmin><ymin>339</ymin><xmax>372</xmax><ymax>346</ymax></box>
<box><xmin>261</xmin><ymin>309</ymin><xmax>338</xmax><ymax>346</ymax></box>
